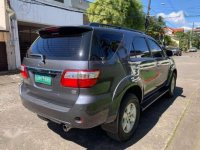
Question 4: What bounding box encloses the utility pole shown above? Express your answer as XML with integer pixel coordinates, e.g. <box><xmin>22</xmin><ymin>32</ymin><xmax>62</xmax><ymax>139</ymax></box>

<box><xmin>190</xmin><ymin>22</ymin><xmax>194</xmax><ymax>48</ymax></box>
<box><xmin>145</xmin><ymin>0</ymin><xmax>151</xmax><ymax>32</ymax></box>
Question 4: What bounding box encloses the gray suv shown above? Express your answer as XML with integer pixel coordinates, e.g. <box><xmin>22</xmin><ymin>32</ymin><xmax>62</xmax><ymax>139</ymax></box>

<box><xmin>20</xmin><ymin>23</ymin><xmax>177</xmax><ymax>141</ymax></box>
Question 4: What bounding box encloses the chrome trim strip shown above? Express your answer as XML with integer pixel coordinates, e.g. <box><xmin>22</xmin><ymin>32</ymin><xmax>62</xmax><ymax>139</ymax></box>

<box><xmin>27</xmin><ymin>66</ymin><xmax>62</xmax><ymax>73</ymax></box>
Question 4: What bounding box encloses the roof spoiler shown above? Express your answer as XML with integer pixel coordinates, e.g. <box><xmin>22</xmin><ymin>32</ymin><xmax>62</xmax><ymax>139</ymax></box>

<box><xmin>37</xmin><ymin>26</ymin><xmax>93</xmax><ymax>37</ymax></box>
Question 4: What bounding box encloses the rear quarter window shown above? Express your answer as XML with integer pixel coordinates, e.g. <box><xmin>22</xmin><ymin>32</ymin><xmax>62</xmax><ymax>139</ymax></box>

<box><xmin>90</xmin><ymin>30</ymin><xmax>123</xmax><ymax>61</ymax></box>
<box><xmin>147</xmin><ymin>39</ymin><xmax>164</xmax><ymax>58</ymax></box>
<box><xmin>132</xmin><ymin>37</ymin><xmax>151</xmax><ymax>58</ymax></box>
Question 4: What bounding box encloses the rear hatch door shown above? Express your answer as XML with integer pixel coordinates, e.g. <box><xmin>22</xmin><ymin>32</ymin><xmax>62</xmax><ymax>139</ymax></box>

<box><xmin>22</xmin><ymin>26</ymin><xmax>93</xmax><ymax>108</ymax></box>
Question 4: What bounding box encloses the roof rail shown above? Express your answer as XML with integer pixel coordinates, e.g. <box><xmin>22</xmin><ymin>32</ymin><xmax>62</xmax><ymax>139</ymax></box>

<box><xmin>89</xmin><ymin>22</ymin><xmax>144</xmax><ymax>34</ymax></box>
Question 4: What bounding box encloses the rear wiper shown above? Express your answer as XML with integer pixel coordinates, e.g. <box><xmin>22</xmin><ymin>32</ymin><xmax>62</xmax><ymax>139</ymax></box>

<box><xmin>28</xmin><ymin>54</ymin><xmax>46</xmax><ymax>64</ymax></box>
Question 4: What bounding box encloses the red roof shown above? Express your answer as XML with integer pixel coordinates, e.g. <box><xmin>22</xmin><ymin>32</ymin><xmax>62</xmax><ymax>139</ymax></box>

<box><xmin>172</xmin><ymin>28</ymin><xmax>184</xmax><ymax>33</ymax></box>
<box><xmin>163</xmin><ymin>27</ymin><xmax>184</xmax><ymax>34</ymax></box>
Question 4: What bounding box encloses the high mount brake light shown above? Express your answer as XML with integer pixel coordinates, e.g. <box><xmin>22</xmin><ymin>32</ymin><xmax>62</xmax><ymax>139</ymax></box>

<box><xmin>44</xmin><ymin>27</ymin><xmax>59</xmax><ymax>32</ymax></box>
<box><xmin>61</xmin><ymin>70</ymin><xmax>100</xmax><ymax>88</ymax></box>
<box><xmin>20</xmin><ymin>65</ymin><xmax>29</xmax><ymax>79</ymax></box>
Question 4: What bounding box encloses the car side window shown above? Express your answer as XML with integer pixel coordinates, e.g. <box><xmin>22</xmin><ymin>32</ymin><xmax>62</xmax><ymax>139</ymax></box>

<box><xmin>90</xmin><ymin>30</ymin><xmax>123</xmax><ymax>61</ymax></box>
<box><xmin>147</xmin><ymin>39</ymin><xmax>164</xmax><ymax>58</ymax></box>
<box><xmin>132</xmin><ymin>37</ymin><xmax>151</xmax><ymax>58</ymax></box>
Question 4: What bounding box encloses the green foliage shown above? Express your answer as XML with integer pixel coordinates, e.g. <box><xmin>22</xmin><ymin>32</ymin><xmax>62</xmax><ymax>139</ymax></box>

<box><xmin>148</xmin><ymin>16</ymin><xmax>165</xmax><ymax>33</ymax></box>
<box><xmin>147</xmin><ymin>16</ymin><xmax>178</xmax><ymax>47</ymax></box>
<box><xmin>87</xmin><ymin>0</ymin><xmax>145</xmax><ymax>30</ymax></box>
<box><xmin>175</xmin><ymin>31</ymin><xmax>200</xmax><ymax>51</ymax></box>
<box><xmin>192</xmin><ymin>33</ymin><xmax>200</xmax><ymax>49</ymax></box>
<box><xmin>175</xmin><ymin>32</ymin><xmax>190</xmax><ymax>51</ymax></box>
<box><xmin>146</xmin><ymin>16</ymin><xmax>166</xmax><ymax>43</ymax></box>
<box><xmin>164</xmin><ymin>35</ymin><xmax>177</xmax><ymax>47</ymax></box>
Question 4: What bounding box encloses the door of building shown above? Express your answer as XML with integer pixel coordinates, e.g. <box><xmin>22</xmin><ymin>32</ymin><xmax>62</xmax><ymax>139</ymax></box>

<box><xmin>0</xmin><ymin>42</ymin><xmax>8</xmax><ymax>71</ymax></box>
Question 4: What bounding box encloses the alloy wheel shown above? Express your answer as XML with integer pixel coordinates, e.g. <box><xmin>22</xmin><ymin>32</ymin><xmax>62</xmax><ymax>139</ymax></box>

<box><xmin>122</xmin><ymin>103</ymin><xmax>137</xmax><ymax>133</ymax></box>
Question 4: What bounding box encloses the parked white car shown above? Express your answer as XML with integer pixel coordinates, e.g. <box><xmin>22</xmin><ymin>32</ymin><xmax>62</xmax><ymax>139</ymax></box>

<box><xmin>188</xmin><ymin>47</ymin><xmax>198</xmax><ymax>52</ymax></box>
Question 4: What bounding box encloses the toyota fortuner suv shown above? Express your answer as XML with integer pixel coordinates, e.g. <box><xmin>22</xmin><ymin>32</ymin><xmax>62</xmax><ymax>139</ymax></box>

<box><xmin>20</xmin><ymin>23</ymin><xmax>177</xmax><ymax>141</ymax></box>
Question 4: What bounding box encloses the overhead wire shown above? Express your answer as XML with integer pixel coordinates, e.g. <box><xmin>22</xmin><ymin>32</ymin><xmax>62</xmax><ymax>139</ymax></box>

<box><xmin>167</xmin><ymin>0</ymin><xmax>178</xmax><ymax>12</ymax></box>
<box><xmin>143</xmin><ymin>5</ymin><xmax>178</xmax><ymax>28</ymax></box>
<box><xmin>18</xmin><ymin>0</ymin><xmax>184</xmax><ymax>20</ymax></box>
<box><xmin>17</xmin><ymin>0</ymin><xmax>200</xmax><ymax>28</ymax></box>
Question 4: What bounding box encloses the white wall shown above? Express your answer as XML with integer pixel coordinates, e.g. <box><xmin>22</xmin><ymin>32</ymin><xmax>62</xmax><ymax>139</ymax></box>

<box><xmin>0</xmin><ymin>0</ymin><xmax>7</xmax><ymax>30</ymax></box>
<box><xmin>4</xmin><ymin>0</ymin><xmax>84</xmax><ymax>70</ymax></box>
<box><xmin>10</xmin><ymin>0</ymin><xmax>83</xmax><ymax>26</ymax></box>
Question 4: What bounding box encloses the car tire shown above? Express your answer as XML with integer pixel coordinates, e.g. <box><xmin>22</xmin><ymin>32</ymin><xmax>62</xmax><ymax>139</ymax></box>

<box><xmin>166</xmin><ymin>73</ymin><xmax>176</xmax><ymax>97</ymax></box>
<box><xmin>106</xmin><ymin>94</ymin><xmax>140</xmax><ymax>141</ymax></box>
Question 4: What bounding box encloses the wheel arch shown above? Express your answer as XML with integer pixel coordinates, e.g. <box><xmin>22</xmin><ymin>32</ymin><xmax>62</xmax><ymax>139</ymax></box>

<box><xmin>166</xmin><ymin>67</ymin><xmax>177</xmax><ymax>86</ymax></box>
<box><xmin>102</xmin><ymin>83</ymin><xmax>143</xmax><ymax>134</ymax></box>
<box><xmin>173</xmin><ymin>68</ymin><xmax>177</xmax><ymax>78</ymax></box>
<box><xmin>108</xmin><ymin>79</ymin><xmax>143</xmax><ymax>123</ymax></box>
<box><xmin>121</xmin><ymin>85</ymin><xmax>143</xmax><ymax>104</ymax></box>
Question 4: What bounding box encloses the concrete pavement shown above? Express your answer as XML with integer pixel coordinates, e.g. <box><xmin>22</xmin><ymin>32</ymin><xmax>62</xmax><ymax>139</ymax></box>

<box><xmin>0</xmin><ymin>52</ymin><xmax>200</xmax><ymax>150</ymax></box>
<box><xmin>166</xmin><ymin>53</ymin><xmax>200</xmax><ymax>150</ymax></box>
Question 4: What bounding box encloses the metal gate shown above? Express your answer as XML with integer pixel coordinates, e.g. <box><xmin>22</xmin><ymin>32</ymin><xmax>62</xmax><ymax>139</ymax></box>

<box><xmin>0</xmin><ymin>42</ymin><xmax>8</xmax><ymax>71</ymax></box>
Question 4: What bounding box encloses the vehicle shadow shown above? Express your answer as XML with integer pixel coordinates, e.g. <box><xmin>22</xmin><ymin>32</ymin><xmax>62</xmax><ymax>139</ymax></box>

<box><xmin>47</xmin><ymin>87</ymin><xmax>184</xmax><ymax>150</ymax></box>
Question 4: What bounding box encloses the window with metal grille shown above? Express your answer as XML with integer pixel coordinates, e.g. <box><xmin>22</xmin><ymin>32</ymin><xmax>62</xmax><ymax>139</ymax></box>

<box><xmin>54</xmin><ymin>0</ymin><xmax>64</xmax><ymax>3</ymax></box>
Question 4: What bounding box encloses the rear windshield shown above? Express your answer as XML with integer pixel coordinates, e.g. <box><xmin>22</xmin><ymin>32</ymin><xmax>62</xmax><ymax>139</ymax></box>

<box><xmin>29</xmin><ymin>27</ymin><xmax>92</xmax><ymax>60</ymax></box>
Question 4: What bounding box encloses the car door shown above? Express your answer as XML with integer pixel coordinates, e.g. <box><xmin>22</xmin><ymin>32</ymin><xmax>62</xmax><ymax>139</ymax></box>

<box><xmin>129</xmin><ymin>36</ymin><xmax>158</xmax><ymax>95</ymax></box>
<box><xmin>147</xmin><ymin>38</ymin><xmax>170</xmax><ymax>87</ymax></box>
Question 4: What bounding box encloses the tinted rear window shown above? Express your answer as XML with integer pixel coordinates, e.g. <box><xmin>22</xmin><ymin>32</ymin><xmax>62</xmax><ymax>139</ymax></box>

<box><xmin>29</xmin><ymin>28</ymin><xmax>92</xmax><ymax>60</ymax></box>
<box><xmin>132</xmin><ymin>37</ymin><xmax>151</xmax><ymax>58</ymax></box>
<box><xmin>90</xmin><ymin>30</ymin><xmax>123</xmax><ymax>60</ymax></box>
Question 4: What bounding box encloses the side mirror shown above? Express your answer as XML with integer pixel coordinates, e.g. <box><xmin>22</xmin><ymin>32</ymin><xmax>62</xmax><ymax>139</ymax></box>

<box><xmin>161</xmin><ymin>45</ymin><xmax>166</xmax><ymax>49</ymax></box>
<box><xmin>130</xmin><ymin>50</ymin><xmax>135</xmax><ymax>57</ymax></box>
<box><xmin>165</xmin><ymin>50</ymin><xmax>173</xmax><ymax>57</ymax></box>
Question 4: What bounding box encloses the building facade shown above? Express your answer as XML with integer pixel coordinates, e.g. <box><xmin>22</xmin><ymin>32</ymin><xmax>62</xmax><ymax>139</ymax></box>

<box><xmin>0</xmin><ymin>0</ymin><xmax>89</xmax><ymax>71</ymax></box>
<box><xmin>193</xmin><ymin>28</ymin><xmax>200</xmax><ymax>34</ymax></box>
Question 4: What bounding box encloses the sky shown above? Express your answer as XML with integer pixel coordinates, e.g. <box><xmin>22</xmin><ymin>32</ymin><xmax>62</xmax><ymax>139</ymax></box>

<box><xmin>87</xmin><ymin>0</ymin><xmax>200</xmax><ymax>30</ymax></box>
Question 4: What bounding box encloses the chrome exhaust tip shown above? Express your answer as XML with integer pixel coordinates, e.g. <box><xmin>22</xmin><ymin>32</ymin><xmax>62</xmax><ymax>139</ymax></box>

<box><xmin>62</xmin><ymin>124</ymin><xmax>71</xmax><ymax>132</ymax></box>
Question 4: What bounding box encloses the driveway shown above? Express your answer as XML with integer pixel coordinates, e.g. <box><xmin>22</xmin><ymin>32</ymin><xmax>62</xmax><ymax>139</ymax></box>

<box><xmin>0</xmin><ymin>52</ymin><xmax>200</xmax><ymax>150</ymax></box>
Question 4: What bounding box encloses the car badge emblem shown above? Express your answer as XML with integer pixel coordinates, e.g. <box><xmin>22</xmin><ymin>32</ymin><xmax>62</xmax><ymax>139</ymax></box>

<box><xmin>38</xmin><ymin>60</ymin><xmax>45</xmax><ymax>67</ymax></box>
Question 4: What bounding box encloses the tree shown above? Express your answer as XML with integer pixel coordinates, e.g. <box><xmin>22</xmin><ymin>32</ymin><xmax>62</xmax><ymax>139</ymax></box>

<box><xmin>146</xmin><ymin>16</ymin><xmax>166</xmax><ymax>43</ymax></box>
<box><xmin>164</xmin><ymin>35</ymin><xmax>177</xmax><ymax>46</ymax></box>
<box><xmin>192</xmin><ymin>33</ymin><xmax>200</xmax><ymax>49</ymax></box>
<box><xmin>176</xmin><ymin>32</ymin><xmax>200</xmax><ymax>51</ymax></box>
<box><xmin>87</xmin><ymin>0</ymin><xmax>145</xmax><ymax>30</ymax></box>
<box><xmin>147</xmin><ymin>16</ymin><xmax>179</xmax><ymax>46</ymax></box>
<box><xmin>175</xmin><ymin>32</ymin><xmax>190</xmax><ymax>51</ymax></box>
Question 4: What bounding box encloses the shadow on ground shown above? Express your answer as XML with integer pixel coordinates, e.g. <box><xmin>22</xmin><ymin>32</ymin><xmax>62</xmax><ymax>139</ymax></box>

<box><xmin>48</xmin><ymin>87</ymin><xmax>184</xmax><ymax>150</ymax></box>
<box><xmin>0</xmin><ymin>70</ymin><xmax>19</xmax><ymax>76</ymax></box>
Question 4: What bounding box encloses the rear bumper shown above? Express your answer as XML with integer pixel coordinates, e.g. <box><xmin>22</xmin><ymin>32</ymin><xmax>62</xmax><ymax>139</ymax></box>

<box><xmin>20</xmin><ymin>83</ymin><xmax>110</xmax><ymax>129</ymax></box>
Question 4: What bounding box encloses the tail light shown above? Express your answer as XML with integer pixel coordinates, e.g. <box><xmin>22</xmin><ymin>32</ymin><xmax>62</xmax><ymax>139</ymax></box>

<box><xmin>20</xmin><ymin>65</ymin><xmax>29</xmax><ymax>79</ymax></box>
<box><xmin>61</xmin><ymin>70</ymin><xmax>100</xmax><ymax>88</ymax></box>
